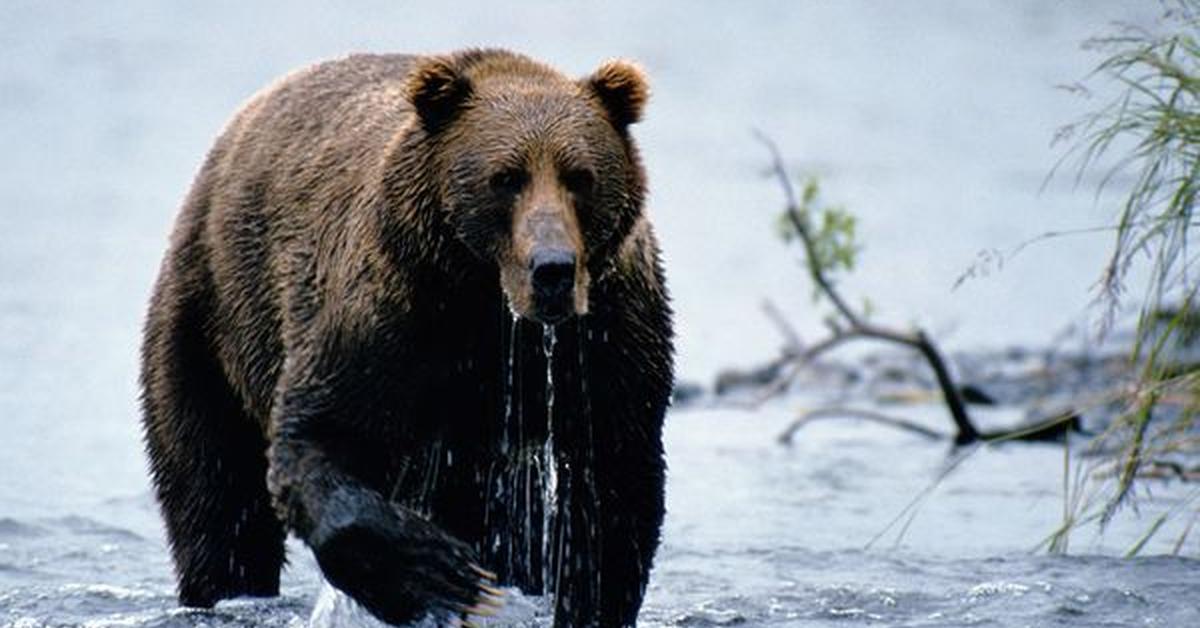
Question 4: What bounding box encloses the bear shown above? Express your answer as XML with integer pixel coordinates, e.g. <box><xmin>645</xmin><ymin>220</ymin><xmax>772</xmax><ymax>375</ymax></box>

<box><xmin>139</xmin><ymin>49</ymin><xmax>673</xmax><ymax>627</ymax></box>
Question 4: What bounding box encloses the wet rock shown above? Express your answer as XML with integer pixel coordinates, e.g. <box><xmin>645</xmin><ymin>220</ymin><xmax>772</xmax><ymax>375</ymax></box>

<box><xmin>672</xmin><ymin>380</ymin><xmax>706</xmax><ymax>406</ymax></box>
<box><xmin>0</xmin><ymin>518</ymin><xmax>48</xmax><ymax>539</ymax></box>
<box><xmin>878</xmin><ymin>366</ymin><xmax>910</xmax><ymax>383</ymax></box>
<box><xmin>713</xmin><ymin>362</ymin><xmax>782</xmax><ymax>396</ymax></box>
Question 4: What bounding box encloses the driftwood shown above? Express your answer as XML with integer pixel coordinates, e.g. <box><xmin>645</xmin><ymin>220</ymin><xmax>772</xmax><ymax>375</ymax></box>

<box><xmin>753</xmin><ymin>133</ymin><xmax>1084</xmax><ymax>446</ymax></box>
<box><xmin>775</xmin><ymin>406</ymin><xmax>1083</xmax><ymax>446</ymax></box>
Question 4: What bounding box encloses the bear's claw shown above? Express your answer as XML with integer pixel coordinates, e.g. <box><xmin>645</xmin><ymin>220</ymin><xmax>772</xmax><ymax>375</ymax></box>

<box><xmin>310</xmin><ymin>489</ymin><xmax>503</xmax><ymax>625</ymax></box>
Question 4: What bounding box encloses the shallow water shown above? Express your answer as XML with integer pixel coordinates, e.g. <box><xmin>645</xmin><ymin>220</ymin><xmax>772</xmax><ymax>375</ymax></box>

<box><xmin>3</xmin><ymin>1</ymin><xmax>1198</xmax><ymax>627</ymax></box>
<box><xmin>4</xmin><ymin>404</ymin><xmax>1199</xmax><ymax>626</ymax></box>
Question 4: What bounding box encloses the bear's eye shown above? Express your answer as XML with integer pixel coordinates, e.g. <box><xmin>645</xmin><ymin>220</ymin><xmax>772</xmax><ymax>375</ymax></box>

<box><xmin>489</xmin><ymin>169</ymin><xmax>528</xmax><ymax>196</ymax></box>
<box><xmin>562</xmin><ymin>168</ymin><xmax>595</xmax><ymax>196</ymax></box>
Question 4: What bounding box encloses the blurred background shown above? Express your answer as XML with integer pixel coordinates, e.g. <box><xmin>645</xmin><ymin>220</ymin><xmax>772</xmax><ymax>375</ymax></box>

<box><xmin>5</xmin><ymin>2</ymin><xmax>1197</xmax><ymax>627</ymax></box>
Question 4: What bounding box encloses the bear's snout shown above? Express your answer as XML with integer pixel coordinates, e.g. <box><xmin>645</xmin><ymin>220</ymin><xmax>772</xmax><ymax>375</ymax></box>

<box><xmin>530</xmin><ymin>248</ymin><xmax>576</xmax><ymax>324</ymax></box>
<box><xmin>502</xmin><ymin>195</ymin><xmax>589</xmax><ymax>325</ymax></box>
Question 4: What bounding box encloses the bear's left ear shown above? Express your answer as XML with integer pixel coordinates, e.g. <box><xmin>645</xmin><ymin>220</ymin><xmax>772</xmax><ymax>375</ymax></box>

<box><xmin>585</xmin><ymin>59</ymin><xmax>649</xmax><ymax>129</ymax></box>
<box><xmin>405</xmin><ymin>56</ymin><xmax>473</xmax><ymax>131</ymax></box>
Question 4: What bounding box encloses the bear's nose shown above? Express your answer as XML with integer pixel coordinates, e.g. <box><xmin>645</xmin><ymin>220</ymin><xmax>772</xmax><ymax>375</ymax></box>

<box><xmin>530</xmin><ymin>249</ymin><xmax>576</xmax><ymax>321</ymax></box>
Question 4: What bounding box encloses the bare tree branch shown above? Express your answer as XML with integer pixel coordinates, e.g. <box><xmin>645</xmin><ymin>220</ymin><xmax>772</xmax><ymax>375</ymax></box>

<box><xmin>752</xmin><ymin>132</ymin><xmax>983</xmax><ymax>445</ymax></box>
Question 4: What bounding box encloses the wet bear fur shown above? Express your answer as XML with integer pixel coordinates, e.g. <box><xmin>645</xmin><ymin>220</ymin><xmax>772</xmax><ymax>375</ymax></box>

<box><xmin>139</xmin><ymin>49</ymin><xmax>673</xmax><ymax>627</ymax></box>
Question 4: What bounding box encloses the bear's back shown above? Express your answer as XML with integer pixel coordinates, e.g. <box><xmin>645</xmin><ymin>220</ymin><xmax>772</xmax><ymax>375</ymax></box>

<box><xmin>210</xmin><ymin>53</ymin><xmax>418</xmax><ymax>201</ymax></box>
<box><xmin>182</xmin><ymin>54</ymin><xmax>423</xmax><ymax>422</ymax></box>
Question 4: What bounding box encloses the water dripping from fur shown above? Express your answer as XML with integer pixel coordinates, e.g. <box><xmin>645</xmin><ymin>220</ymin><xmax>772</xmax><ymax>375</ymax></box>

<box><xmin>483</xmin><ymin>313</ymin><xmax>583</xmax><ymax>615</ymax></box>
<box><xmin>501</xmin><ymin>315</ymin><xmax>518</xmax><ymax>456</ymax></box>
<box><xmin>541</xmin><ymin>323</ymin><xmax>559</xmax><ymax>601</ymax></box>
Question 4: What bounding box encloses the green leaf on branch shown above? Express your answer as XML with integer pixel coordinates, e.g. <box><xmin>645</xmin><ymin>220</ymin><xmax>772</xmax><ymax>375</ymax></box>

<box><xmin>777</xmin><ymin>176</ymin><xmax>862</xmax><ymax>304</ymax></box>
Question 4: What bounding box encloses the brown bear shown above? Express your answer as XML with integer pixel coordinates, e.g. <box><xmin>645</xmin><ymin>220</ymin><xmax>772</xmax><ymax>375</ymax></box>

<box><xmin>139</xmin><ymin>49</ymin><xmax>673</xmax><ymax>627</ymax></box>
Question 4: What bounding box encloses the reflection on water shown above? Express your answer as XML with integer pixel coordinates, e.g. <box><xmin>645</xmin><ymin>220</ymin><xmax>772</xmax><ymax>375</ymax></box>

<box><xmin>3</xmin><ymin>1</ymin><xmax>1195</xmax><ymax>626</ymax></box>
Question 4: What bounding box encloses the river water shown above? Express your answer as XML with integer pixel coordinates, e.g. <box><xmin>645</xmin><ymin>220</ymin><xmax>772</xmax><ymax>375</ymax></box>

<box><xmin>3</xmin><ymin>1</ymin><xmax>1198</xmax><ymax>626</ymax></box>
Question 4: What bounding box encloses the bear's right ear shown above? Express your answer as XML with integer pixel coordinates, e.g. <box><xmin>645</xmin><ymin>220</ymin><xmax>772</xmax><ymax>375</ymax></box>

<box><xmin>585</xmin><ymin>59</ymin><xmax>649</xmax><ymax>129</ymax></box>
<box><xmin>405</xmin><ymin>57</ymin><xmax>472</xmax><ymax>131</ymax></box>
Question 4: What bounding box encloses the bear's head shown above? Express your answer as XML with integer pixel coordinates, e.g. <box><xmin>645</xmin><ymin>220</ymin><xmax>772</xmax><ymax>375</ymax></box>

<box><xmin>403</xmin><ymin>50</ymin><xmax>648</xmax><ymax>325</ymax></box>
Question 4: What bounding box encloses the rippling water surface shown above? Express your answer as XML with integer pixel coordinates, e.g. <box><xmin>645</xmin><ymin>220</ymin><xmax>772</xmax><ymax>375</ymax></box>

<box><xmin>4</xmin><ymin>406</ymin><xmax>1199</xmax><ymax>626</ymax></box>
<box><xmin>3</xmin><ymin>2</ymin><xmax>1197</xmax><ymax>626</ymax></box>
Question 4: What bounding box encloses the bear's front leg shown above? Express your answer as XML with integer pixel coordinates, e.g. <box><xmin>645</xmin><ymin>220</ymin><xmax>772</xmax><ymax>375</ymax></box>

<box><xmin>564</xmin><ymin>271</ymin><xmax>673</xmax><ymax>627</ymax></box>
<box><xmin>548</xmin><ymin>426</ymin><xmax>666</xmax><ymax>628</ymax></box>
<box><xmin>595</xmin><ymin>435</ymin><xmax>666</xmax><ymax>627</ymax></box>
<box><xmin>268</xmin><ymin>427</ymin><xmax>498</xmax><ymax>625</ymax></box>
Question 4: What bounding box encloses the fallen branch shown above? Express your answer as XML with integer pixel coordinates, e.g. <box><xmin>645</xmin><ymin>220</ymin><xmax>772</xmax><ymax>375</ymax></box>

<box><xmin>753</xmin><ymin>133</ymin><xmax>1086</xmax><ymax>446</ymax></box>
<box><xmin>777</xmin><ymin>407</ymin><xmax>945</xmax><ymax>445</ymax></box>
<box><xmin>755</xmin><ymin>132</ymin><xmax>981</xmax><ymax>444</ymax></box>
<box><xmin>777</xmin><ymin>406</ymin><xmax>1084</xmax><ymax>446</ymax></box>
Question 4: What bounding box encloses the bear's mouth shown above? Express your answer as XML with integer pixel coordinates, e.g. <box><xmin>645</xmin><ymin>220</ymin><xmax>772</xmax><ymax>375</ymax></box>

<box><xmin>529</xmin><ymin>247</ymin><xmax>577</xmax><ymax>325</ymax></box>
<box><xmin>532</xmin><ymin>297</ymin><xmax>573</xmax><ymax>325</ymax></box>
